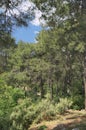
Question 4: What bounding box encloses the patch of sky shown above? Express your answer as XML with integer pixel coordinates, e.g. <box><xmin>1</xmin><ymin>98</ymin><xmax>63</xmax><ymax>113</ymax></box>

<box><xmin>12</xmin><ymin>24</ymin><xmax>42</xmax><ymax>43</ymax></box>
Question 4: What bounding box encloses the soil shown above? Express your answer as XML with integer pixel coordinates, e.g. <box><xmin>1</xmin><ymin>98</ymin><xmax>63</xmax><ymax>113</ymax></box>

<box><xmin>29</xmin><ymin>110</ymin><xmax>86</xmax><ymax>130</ymax></box>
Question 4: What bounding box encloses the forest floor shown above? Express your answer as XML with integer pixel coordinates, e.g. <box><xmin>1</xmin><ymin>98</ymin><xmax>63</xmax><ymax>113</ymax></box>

<box><xmin>29</xmin><ymin>110</ymin><xmax>86</xmax><ymax>130</ymax></box>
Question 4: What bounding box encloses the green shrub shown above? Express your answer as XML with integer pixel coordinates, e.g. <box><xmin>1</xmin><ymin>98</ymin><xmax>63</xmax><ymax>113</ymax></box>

<box><xmin>71</xmin><ymin>95</ymin><xmax>84</xmax><ymax>110</ymax></box>
<box><xmin>10</xmin><ymin>98</ymin><xmax>73</xmax><ymax>130</ymax></box>
<box><xmin>0</xmin><ymin>83</ymin><xmax>25</xmax><ymax>130</ymax></box>
<box><xmin>10</xmin><ymin>98</ymin><xmax>36</xmax><ymax>130</ymax></box>
<box><xmin>34</xmin><ymin>100</ymin><xmax>56</xmax><ymax>123</ymax></box>
<box><xmin>10</xmin><ymin>99</ymin><xmax>57</xmax><ymax>129</ymax></box>
<box><xmin>56</xmin><ymin>98</ymin><xmax>73</xmax><ymax>114</ymax></box>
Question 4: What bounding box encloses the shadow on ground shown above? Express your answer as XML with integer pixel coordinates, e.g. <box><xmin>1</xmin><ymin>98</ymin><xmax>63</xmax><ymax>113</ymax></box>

<box><xmin>52</xmin><ymin>110</ymin><xmax>86</xmax><ymax>130</ymax></box>
<box><xmin>29</xmin><ymin>110</ymin><xmax>86</xmax><ymax>130</ymax></box>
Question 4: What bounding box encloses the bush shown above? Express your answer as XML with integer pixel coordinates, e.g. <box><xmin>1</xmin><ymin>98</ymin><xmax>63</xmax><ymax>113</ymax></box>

<box><xmin>10</xmin><ymin>99</ymin><xmax>57</xmax><ymax>129</ymax></box>
<box><xmin>10</xmin><ymin>98</ymin><xmax>34</xmax><ymax>130</ymax></box>
<box><xmin>56</xmin><ymin>98</ymin><xmax>73</xmax><ymax>114</ymax></box>
<box><xmin>34</xmin><ymin>99</ymin><xmax>56</xmax><ymax>123</ymax></box>
<box><xmin>0</xmin><ymin>83</ymin><xmax>25</xmax><ymax>130</ymax></box>
<box><xmin>10</xmin><ymin>98</ymin><xmax>73</xmax><ymax>130</ymax></box>
<box><xmin>71</xmin><ymin>95</ymin><xmax>84</xmax><ymax>110</ymax></box>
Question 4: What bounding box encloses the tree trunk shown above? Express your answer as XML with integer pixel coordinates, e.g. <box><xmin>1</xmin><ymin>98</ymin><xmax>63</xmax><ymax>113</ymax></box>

<box><xmin>40</xmin><ymin>72</ymin><xmax>44</xmax><ymax>98</ymax></box>
<box><xmin>81</xmin><ymin>0</ymin><xmax>86</xmax><ymax>110</ymax></box>
<box><xmin>84</xmin><ymin>49</ymin><xmax>86</xmax><ymax>110</ymax></box>
<box><xmin>82</xmin><ymin>0</ymin><xmax>86</xmax><ymax>11</ymax></box>
<box><xmin>48</xmin><ymin>76</ymin><xmax>54</xmax><ymax>100</ymax></box>
<box><xmin>50</xmin><ymin>80</ymin><xmax>53</xmax><ymax>100</ymax></box>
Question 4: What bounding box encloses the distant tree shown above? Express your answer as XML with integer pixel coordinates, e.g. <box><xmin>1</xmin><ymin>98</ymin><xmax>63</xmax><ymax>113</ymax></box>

<box><xmin>32</xmin><ymin>0</ymin><xmax>86</xmax><ymax>109</ymax></box>
<box><xmin>0</xmin><ymin>34</ymin><xmax>16</xmax><ymax>73</ymax></box>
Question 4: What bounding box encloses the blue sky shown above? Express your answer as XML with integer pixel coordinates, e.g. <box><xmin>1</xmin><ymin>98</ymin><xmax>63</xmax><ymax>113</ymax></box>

<box><xmin>11</xmin><ymin>1</ymin><xmax>44</xmax><ymax>43</ymax></box>
<box><xmin>12</xmin><ymin>24</ymin><xmax>42</xmax><ymax>43</ymax></box>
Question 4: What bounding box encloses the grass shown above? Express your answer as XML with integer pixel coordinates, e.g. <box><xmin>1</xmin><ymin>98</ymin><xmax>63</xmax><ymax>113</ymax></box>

<box><xmin>29</xmin><ymin>109</ymin><xmax>86</xmax><ymax>130</ymax></box>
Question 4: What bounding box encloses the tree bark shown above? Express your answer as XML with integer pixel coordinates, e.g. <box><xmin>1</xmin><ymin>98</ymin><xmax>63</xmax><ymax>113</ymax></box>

<box><xmin>82</xmin><ymin>0</ymin><xmax>86</xmax><ymax>11</ymax></box>
<box><xmin>50</xmin><ymin>80</ymin><xmax>54</xmax><ymax>100</ymax></box>
<box><xmin>81</xmin><ymin>0</ymin><xmax>86</xmax><ymax>110</ymax></box>
<box><xmin>40</xmin><ymin>72</ymin><xmax>44</xmax><ymax>98</ymax></box>
<box><xmin>84</xmin><ymin>49</ymin><xmax>86</xmax><ymax>110</ymax></box>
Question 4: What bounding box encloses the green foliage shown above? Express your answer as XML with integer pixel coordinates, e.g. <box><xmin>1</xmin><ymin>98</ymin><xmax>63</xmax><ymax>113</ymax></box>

<box><xmin>0</xmin><ymin>0</ymin><xmax>86</xmax><ymax>129</ymax></box>
<box><xmin>56</xmin><ymin>98</ymin><xmax>73</xmax><ymax>114</ymax></box>
<box><xmin>0</xmin><ymin>80</ymin><xmax>25</xmax><ymax>130</ymax></box>
<box><xmin>10</xmin><ymin>98</ymin><xmax>35</xmax><ymax>130</ymax></box>
<box><xmin>34</xmin><ymin>100</ymin><xmax>56</xmax><ymax>123</ymax></box>
<box><xmin>0</xmin><ymin>34</ymin><xmax>16</xmax><ymax>73</ymax></box>
<box><xmin>10</xmin><ymin>99</ymin><xmax>55</xmax><ymax>129</ymax></box>
<box><xmin>10</xmin><ymin>98</ymin><xmax>73</xmax><ymax>129</ymax></box>
<box><xmin>38</xmin><ymin>125</ymin><xmax>47</xmax><ymax>130</ymax></box>
<box><xmin>71</xmin><ymin>95</ymin><xmax>84</xmax><ymax>110</ymax></box>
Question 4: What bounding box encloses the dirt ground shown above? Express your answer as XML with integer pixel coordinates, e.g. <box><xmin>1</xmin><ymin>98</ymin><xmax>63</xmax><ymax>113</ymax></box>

<box><xmin>29</xmin><ymin>110</ymin><xmax>86</xmax><ymax>130</ymax></box>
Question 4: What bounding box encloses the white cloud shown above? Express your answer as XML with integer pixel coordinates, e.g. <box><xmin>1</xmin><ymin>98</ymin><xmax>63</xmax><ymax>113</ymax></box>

<box><xmin>30</xmin><ymin>9</ymin><xmax>45</xmax><ymax>26</ymax></box>
<box><xmin>19</xmin><ymin>1</ymin><xmax>46</xmax><ymax>26</ymax></box>
<box><xmin>19</xmin><ymin>1</ymin><xmax>35</xmax><ymax>12</ymax></box>
<box><xmin>7</xmin><ymin>0</ymin><xmax>34</xmax><ymax>16</ymax></box>
<box><xmin>7</xmin><ymin>0</ymin><xmax>45</xmax><ymax>26</ymax></box>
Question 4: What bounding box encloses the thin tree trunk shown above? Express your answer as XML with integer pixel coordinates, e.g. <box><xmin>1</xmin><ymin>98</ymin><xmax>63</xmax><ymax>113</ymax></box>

<box><xmin>82</xmin><ymin>0</ymin><xmax>86</xmax><ymax>12</ymax></box>
<box><xmin>40</xmin><ymin>72</ymin><xmax>44</xmax><ymax>98</ymax></box>
<box><xmin>82</xmin><ymin>0</ymin><xmax>86</xmax><ymax>110</ymax></box>
<box><xmin>50</xmin><ymin>80</ymin><xmax>53</xmax><ymax>100</ymax></box>
<box><xmin>84</xmin><ymin>49</ymin><xmax>86</xmax><ymax>110</ymax></box>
